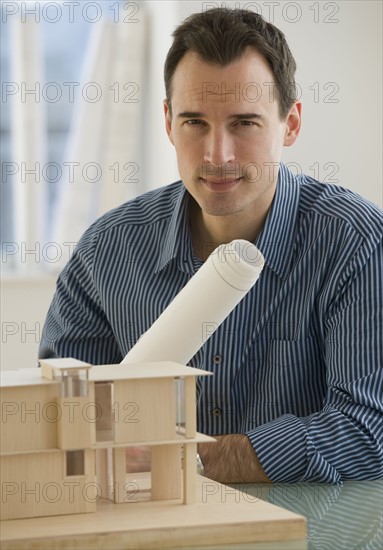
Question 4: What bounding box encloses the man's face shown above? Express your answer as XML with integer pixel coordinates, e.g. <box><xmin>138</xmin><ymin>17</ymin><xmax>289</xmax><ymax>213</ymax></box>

<box><xmin>164</xmin><ymin>48</ymin><xmax>300</xmax><ymax>220</ymax></box>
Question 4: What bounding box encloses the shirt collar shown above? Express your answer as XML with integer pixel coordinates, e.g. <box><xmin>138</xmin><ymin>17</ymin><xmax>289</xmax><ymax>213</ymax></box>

<box><xmin>155</xmin><ymin>183</ymin><xmax>194</xmax><ymax>273</ymax></box>
<box><xmin>256</xmin><ymin>163</ymin><xmax>301</xmax><ymax>279</ymax></box>
<box><xmin>155</xmin><ymin>163</ymin><xmax>301</xmax><ymax>278</ymax></box>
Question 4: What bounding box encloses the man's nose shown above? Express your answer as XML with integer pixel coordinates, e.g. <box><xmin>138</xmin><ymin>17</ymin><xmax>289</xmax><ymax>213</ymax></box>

<box><xmin>203</xmin><ymin>130</ymin><xmax>235</xmax><ymax>167</ymax></box>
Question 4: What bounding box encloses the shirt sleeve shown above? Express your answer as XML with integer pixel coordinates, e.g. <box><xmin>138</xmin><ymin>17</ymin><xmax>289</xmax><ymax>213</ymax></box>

<box><xmin>38</xmin><ymin>226</ymin><xmax>123</xmax><ymax>364</ymax></box>
<box><xmin>246</xmin><ymin>237</ymin><xmax>383</xmax><ymax>483</ymax></box>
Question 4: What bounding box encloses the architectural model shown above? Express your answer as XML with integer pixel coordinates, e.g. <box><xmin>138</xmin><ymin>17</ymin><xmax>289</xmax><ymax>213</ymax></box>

<box><xmin>1</xmin><ymin>240</ymin><xmax>264</xmax><ymax>522</ymax></box>
<box><xmin>0</xmin><ymin>358</ymin><xmax>213</xmax><ymax>520</ymax></box>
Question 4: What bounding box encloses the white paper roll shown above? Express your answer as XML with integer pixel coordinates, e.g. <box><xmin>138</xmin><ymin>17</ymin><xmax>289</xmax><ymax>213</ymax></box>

<box><xmin>121</xmin><ymin>240</ymin><xmax>264</xmax><ymax>365</ymax></box>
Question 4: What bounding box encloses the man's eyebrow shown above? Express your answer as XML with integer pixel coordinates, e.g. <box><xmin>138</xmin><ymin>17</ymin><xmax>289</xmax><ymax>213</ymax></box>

<box><xmin>177</xmin><ymin>111</ymin><xmax>205</xmax><ymax>118</ymax></box>
<box><xmin>230</xmin><ymin>113</ymin><xmax>264</xmax><ymax>121</ymax></box>
<box><xmin>177</xmin><ymin>112</ymin><xmax>264</xmax><ymax>120</ymax></box>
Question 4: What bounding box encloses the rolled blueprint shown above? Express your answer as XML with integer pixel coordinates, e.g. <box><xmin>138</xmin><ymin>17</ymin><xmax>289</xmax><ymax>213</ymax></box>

<box><xmin>121</xmin><ymin>240</ymin><xmax>264</xmax><ymax>365</ymax></box>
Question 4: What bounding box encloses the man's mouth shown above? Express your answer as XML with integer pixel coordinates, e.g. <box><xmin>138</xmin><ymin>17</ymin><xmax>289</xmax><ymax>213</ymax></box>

<box><xmin>200</xmin><ymin>177</ymin><xmax>243</xmax><ymax>192</ymax></box>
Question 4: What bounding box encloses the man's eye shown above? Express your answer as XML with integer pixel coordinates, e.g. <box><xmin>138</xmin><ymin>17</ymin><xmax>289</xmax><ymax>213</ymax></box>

<box><xmin>239</xmin><ymin>120</ymin><xmax>256</xmax><ymax>126</ymax></box>
<box><xmin>186</xmin><ymin>119</ymin><xmax>204</xmax><ymax>126</ymax></box>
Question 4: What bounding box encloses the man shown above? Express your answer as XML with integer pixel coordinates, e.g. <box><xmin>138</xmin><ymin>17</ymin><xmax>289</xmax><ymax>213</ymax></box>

<box><xmin>39</xmin><ymin>8</ymin><xmax>383</xmax><ymax>484</ymax></box>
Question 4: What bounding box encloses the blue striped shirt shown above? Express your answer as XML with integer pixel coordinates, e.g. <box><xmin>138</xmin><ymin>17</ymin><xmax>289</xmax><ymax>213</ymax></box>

<box><xmin>39</xmin><ymin>163</ymin><xmax>383</xmax><ymax>483</ymax></box>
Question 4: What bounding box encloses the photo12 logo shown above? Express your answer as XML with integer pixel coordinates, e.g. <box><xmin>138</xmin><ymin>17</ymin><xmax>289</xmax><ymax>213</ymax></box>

<box><xmin>1</xmin><ymin>2</ymin><xmax>141</xmax><ymax>24</ymax></box>
<box><xmin>2</xmin><ymin>81</ymin><xmax>140</xmax><ymax>104</ymax></box>
<box><xmin>1</xmin><ymin>399</ymin><xmax>141</xmax><ymax>424</ymax></box>
<box><xmin>201</xmin><ymin>2</ymin><xmax>340</xmax><ymax>24</ymax></box>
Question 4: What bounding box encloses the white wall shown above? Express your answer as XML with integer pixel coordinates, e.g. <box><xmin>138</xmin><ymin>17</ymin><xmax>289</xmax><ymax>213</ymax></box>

<box><xmin>2</xmin><ymin>0</ymin><xmax>382</xmax><ymax>369</ymax></box>
<box><xmin>1</xmin><ymin>277</ymin><xmax>57</xmax><ymax>369</ymax></box>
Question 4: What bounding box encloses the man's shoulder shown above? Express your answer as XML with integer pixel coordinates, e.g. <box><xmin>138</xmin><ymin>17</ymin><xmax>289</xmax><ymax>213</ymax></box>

<box><xmin>90</xmin><ymin>180</ymin><xmax>184</xmax><ymax>236</ymax></box>
<box><xmin>297</xmin><ymin>174</ymin><xmax>383</xmax><ymax>242</ymax></box>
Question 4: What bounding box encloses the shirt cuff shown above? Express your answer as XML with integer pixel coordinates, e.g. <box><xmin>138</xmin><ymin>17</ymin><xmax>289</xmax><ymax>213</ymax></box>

<box><xmin>246</xmin><ymin>414</ymin><xmax>309</xmax><ymax>482</ymax></box>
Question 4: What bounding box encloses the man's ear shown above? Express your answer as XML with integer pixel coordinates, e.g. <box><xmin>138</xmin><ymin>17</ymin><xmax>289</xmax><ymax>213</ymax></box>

<box><xmin>164</xmin><ymin>100</ymin><xmax>174</xmax><ymax>145</ymax></box>
<box><xmin>284</xmin><ymin>101</ymin><xmax>302</xmax><ymax>147</ymax></box>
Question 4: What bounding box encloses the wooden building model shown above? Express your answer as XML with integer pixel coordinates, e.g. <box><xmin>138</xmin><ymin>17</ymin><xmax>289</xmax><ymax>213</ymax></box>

<box><xmin>0</xmin><ymin>359</ymin><xmax>213</xmax><ymax>520</ymax></box>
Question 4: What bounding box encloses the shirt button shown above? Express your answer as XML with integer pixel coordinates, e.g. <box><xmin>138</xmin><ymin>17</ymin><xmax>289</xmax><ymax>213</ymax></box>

<box><xmin>212</xmin><ymin>407</ymin><xmax>222</xmax><ymax>417</ymax></box>
<box><xmin>213</xmin><ymin>354</ymin><xmax>222</xmax><ymax>364</ymax></box>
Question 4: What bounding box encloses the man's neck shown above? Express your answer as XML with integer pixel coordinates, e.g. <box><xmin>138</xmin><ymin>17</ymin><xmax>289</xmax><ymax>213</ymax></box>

<box><xmin>189</xmin><ymin>199</ymin><xmax>272</xmax><ymax>262</ymax></box>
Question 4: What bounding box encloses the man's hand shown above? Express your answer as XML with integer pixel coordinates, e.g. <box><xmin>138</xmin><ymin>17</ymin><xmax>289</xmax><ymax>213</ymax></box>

<box><xmin>198</xmin><ymin>434</ymin><xmax>270</xmax><ymax>483</ymax></box>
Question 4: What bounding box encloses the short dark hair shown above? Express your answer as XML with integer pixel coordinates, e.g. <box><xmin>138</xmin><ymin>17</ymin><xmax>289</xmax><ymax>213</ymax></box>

<box><xmin>164</xmin><ymin>8</ymin><xmax>297</xmax><ymax>120</ymax></box>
